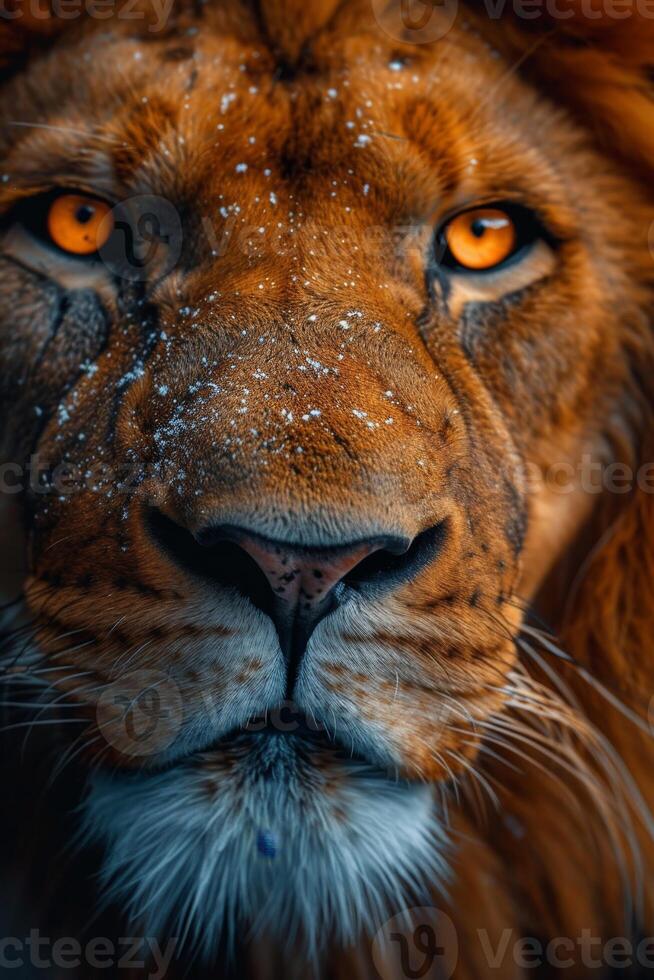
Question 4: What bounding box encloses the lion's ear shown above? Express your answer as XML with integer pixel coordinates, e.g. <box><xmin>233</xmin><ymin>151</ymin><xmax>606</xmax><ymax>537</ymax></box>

<box><xmin>477</xmin><ymin>5</ymin><xmax>654</xmax><ymax>177</ymax></box>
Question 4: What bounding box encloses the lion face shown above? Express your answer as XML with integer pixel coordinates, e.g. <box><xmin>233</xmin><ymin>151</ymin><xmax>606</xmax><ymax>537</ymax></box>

<box><xmin>1</xmin><ymin>0</ymin><xmax>649</xmax><ymax>954</ymax></box>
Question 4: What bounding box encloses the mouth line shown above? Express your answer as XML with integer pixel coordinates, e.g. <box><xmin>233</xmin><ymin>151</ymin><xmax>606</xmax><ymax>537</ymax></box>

<box><xmin>125</xmin><ymin>713</ymin><xmax>394</xmax><ymax>781</ymax></box>
<box><xmin>195</xmin><ymin>717</ymin><xmax>381</xmax><ymax>767</ymax></box>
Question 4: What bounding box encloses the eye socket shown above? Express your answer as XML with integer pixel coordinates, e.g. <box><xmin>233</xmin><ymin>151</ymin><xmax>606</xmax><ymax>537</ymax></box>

<box><xmin>46</xmin><ymin>193</ymin><xmax>114</xmax><ymax>256</ymax></box>
<box><xmin>436</xmin><ymin>205</ymin><xmax>541</xmax><ymax>274</ymax></box>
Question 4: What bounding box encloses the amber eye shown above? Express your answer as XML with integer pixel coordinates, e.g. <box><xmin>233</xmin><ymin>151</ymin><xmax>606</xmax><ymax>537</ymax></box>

<box><xmin>439</xmin><ymin>207</ymin><xmax>522</xmax><ymax>272</ymax></box>
<box><xmin>47</xmin><ymin>194</ymin><xmax>113</xmax><ymax>256</ymax></box>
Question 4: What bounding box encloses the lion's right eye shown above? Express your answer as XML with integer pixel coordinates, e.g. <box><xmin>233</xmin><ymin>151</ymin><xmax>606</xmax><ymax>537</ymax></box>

<box><xmin>6</xmin><ymin>190</ymin><xmax>116</xmax><ymax>259</ymax></box>
<box><xmin>435</xmin><ymin>203</ymin><xmax>546</xmax><ymax>276</ymax></box>
<box><xmin>46</xmin><ymin>193</ymin><xmax>114</xmax><ymax>256</ymax></box>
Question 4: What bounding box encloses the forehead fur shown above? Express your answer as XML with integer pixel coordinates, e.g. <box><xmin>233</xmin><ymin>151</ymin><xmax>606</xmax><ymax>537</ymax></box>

<box><xmin>3</xmin><ymin>0</ymin><xmax>650</xmax><ymax>188</ymax></box>
<box><xmin>3</xmin><ymin>0</ymin><xmax>652</xmax><ymax>187</ymax></box>
<box><xmin>0</xmin><ymin>3</ymin><xmax>582</xmax><ymax>217</ymax></box>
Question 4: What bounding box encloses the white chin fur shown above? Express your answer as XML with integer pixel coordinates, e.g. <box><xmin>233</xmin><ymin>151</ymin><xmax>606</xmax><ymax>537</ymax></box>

<box><xmin>82</xmin><ymin>736</ymin><xmax>449</xmax><ymax>959</ymax></box>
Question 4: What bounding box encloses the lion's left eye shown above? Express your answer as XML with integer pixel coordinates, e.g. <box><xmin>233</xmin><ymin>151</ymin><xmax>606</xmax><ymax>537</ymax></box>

<box><xmin>436</xmin><ymin>205</ymin><xmax>541</xmax><ymax>273</ymax></box>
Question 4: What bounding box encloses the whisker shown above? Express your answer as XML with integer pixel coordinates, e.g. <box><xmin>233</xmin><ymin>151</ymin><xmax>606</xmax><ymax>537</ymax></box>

<box><xmin>520</xmin><ymin>624</ymin><xmax>652</xmax><ymax>735</ymax></box>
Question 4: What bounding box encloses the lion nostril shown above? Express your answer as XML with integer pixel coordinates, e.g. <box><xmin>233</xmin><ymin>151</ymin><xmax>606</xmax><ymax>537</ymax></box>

<box><xmin>340</xmin><ymin>521</ymin><xmax>448</xmax><ymax>592</ymax></box>
<box><xmin>148</xmin><ymin>509</ymin><xmax>276</xmax><ymax>616</ymax></box>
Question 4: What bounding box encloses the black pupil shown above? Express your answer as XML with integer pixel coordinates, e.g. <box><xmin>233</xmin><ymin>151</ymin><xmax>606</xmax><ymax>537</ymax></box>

<box><xmin>75</xmin><ymin>204</ymin><xmax>95</xmax><ymax>225</ymax></box>
<box><xmin>470</xmin><ymin>218</ymin><xmax>487</xmax><ymax>239</ymax></box>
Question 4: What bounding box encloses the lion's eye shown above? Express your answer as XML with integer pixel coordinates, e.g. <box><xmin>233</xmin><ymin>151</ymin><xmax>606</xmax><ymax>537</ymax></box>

<box><xmin>436</xmin><ymin>205</ymin><xmax>544</xmax><ymax>274</ymax></box>
<box><xmin>444</xmin><ymin>208</ymin><xmax>515</xmax><ymax>271</ymax></box>
<box><xmin>46</xmin><ymin>193</ymin><xmax>114</xmax><ymax>256</ymax></box>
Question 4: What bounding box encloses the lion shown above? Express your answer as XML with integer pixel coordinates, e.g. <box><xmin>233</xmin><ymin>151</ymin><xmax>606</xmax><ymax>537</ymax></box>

<box><xmin>0</xmin><ymin>0</ymin><xmax>653</xmax><ymax>977</ymax></box>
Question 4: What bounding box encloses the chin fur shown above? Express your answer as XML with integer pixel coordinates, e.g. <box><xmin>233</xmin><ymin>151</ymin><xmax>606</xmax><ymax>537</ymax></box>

<box><xmin>81</xmin><ymin>735</ymin><xmax>449</xmax><ymax>961</ymax></box>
